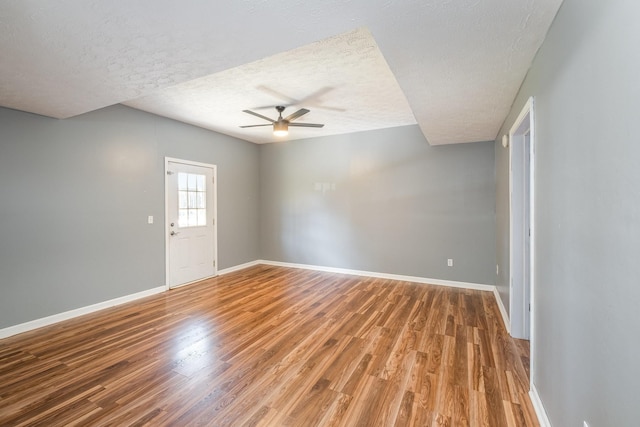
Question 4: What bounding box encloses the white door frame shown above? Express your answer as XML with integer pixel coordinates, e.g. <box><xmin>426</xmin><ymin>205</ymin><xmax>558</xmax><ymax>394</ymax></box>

<box><xmin>164</xmin><ymin>157</ymin><xmax>218</xmax><ymax>290</ymax></box>
<box><xmin>509</xmin><ymin>96</ymin><xmax>535</xmax><ymax>344</ymax></box>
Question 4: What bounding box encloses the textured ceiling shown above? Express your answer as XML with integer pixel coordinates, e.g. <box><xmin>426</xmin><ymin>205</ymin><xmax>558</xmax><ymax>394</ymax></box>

<box><xmin>124</xmin><ymin>28</ymin><xmax>416</xmax><ymax>144</ymax></box>
<box><xmin>0</xmin><ymin>0</ymin><xmax>564</xmax><ymax>145</ymax></box>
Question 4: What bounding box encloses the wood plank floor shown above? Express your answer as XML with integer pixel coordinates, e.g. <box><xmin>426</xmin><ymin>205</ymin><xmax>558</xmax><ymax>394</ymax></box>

<box><xmin>0</xmin><ymin>265</ymin><xmax>536</xmax><ymax>426</ymax></box>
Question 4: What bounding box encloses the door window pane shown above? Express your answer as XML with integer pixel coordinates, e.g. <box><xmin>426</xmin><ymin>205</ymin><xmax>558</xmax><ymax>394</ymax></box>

<box><xmin>178</xmin><ymin>209</ymin><xmax>188</xmax><ymax>228</ymax></box>
<box><xmin>196</xmin><ymin>175</ymin><xmax>205</xmax><ymax>191</ymax></box>
<box><xmin>188</xmin><ymin>192</ymin><xmax>197</xmax><ymax>209</ymax></box>
<box><xmin>196</xmin><ymin>192</ymin><xmax>205</xmax><ymax>209</ymax></box>
<box><xmin>177</xmin><ymin>172</ymin><xmax>207</xmax><ymax>227</ymax></box>
<box><xmin>188</xmin><ymin>209</ymin><xmax>197</xmax><ymax>225</ymax></box>
<box><xmin>188</xmin><ymin>174</ymin><xmax>197</xmax><ymax>190</ymax></box>
<box><xmin>178</xmin><ymin>173</ymin><xmax>188</xmax><ymax>190</ymax></box>
<box><xmin>179</xmin><ymin>191</ymin><xmax>188</xmax><ymax>209</ymax></box>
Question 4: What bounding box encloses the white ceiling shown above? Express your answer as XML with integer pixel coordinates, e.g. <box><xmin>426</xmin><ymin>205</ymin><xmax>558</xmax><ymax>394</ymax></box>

<box><xmin>124</xmin><ymin>28</ymin><xmax>417</xmax><ymax>144</ymax></box>
<box><xmin>0</xmin><ymin>0</ymin><xmax>564</xmax><ymax>145</ymax></box>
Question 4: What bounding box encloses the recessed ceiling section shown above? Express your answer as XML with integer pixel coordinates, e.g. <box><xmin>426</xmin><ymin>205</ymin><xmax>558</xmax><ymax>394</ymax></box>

<box><xmin>124</xmin><ymin>28</ymin><xmax>417</xmax><ymax>144</ymax></box>
<box><xmin>0</xmin><ymin>0</ymin><xmax>565</xmax><ymax>145</ymax></box>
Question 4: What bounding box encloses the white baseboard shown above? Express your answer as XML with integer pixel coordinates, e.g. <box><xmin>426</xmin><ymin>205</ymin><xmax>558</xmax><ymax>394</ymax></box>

<box><xmin>258</xmin><ymin>260</ymin><xmax>495</xmax><ymax>292</ymax></box>
<box><xmin>0</xmin><ymin>286</ymin><xmax>165</xmax><ymax>340</ymax></box>
<box><xmin>217</xmin><ymin>260</ymin><xmax>261</xmax><ymax>276</ymax></box>
<box><xmin>493</xmin><ymin>286</ymin><xmax>511</xmax><ymax>333</ymax></box>
<box><xmin>0</xmin><ymin>260</ymin><xmax>265</xmax><ymax>340</ymax></box>
<box><xmin>530</xmin><ymin>383</ymin><xmax>552</xmax><ymax>427</ymax></box>
<box><xmin>1</xmin><ymin>260</ymin><xmax>501</xmax><ymax>342</ymax></box>
<box><xmin>168</xmin><ymin>261</ymin><xmax>262</xmax><ymax>290</ymax></box>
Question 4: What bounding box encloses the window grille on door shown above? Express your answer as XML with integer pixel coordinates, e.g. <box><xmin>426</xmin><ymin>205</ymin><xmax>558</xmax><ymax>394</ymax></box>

<box><xmin>178</xmin><ymin>173</ymin><xmax>207</xmax><ymax>227</ymax></box>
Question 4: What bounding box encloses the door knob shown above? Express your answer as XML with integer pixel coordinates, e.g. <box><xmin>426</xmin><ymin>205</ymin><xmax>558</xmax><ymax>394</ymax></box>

<box><xmin>170</xmin><ymin>231</ymin><xmax>180</xmax><ymax>236</ymax></box>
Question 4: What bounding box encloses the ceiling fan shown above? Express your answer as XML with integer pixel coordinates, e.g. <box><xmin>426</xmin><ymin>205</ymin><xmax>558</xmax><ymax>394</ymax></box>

<box><xmin>240</xmin><ymin>106</ymin><xmax>324</xmax><ymax>137</ymax></box>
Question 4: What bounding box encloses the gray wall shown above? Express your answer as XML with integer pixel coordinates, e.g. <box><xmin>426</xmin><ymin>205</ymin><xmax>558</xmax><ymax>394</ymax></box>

<box><xmin>494</xmin><ymin>127</ymin><xmax>510</xmax><ymax>313</ymax></box>
<box><xmin>0</xmin><ymin>105</ymin><xmax>260</xmax><ymax>329</ymax></box>
<box><xmin>495</xmin><ymin>0</ymin><xmax>640</xmax><ymax>425</ymax></box>
<box><xmin>1</xmin><ymin>108</ymin><xmax>496</xmax><ymax>331</ymax></box>
<box><xmin>260</xmin><ymin>125</ymin><xmax>496</xmax><ymax>285</ymax></box>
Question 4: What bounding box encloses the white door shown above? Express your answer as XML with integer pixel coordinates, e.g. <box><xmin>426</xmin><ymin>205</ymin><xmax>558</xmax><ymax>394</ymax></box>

<box><xmin>166</xmin><ymin>159</ymin><xmax>217</xmax><ymax>289</ymax></box>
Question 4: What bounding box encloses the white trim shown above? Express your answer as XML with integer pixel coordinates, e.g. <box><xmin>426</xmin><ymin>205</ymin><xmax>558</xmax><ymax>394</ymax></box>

<box><xmin>508</xmin><ymin>97</ymin><xmax>538</xmax><ymax>395</ymax></box>
<box><xmin>164</xmin><ymin>156</ymin><xmax>219</xmax><ymax>170</ymax></box>
<box><xmin>212</xmin><ymin>166</ymin><xmax>219</xmax><ymax>280</ymax></box>
<box><xmin>0</xmin><ymin>286</ymin><xmax>165</xmax><ymax>339</ymax></box>
<box><xmin>511</xmin><ymin>97</ymin><xmax>535</xmax><ymax>140</ymax></box>
<box><xmin>508</xmin><ymin>96</ymin><xmax>535</xmax><ymax>340</ymax></box>
<box><xmin>258</xmin><ymin>260</ymin><xmax>494</xmax><ymax>291</ymax></box>
<box><xmin>217</xmin><ymin>260</ymin><xmax>262</xmax><ymax>276</ymax></box>
<box><xmin>0</xmin><ymin>260</ymin><xmax>260</xmax><ymax>339</ymax></box>
<box><xmin>493</xmin><ymin>287</ymin><xmax>511</xmax><ymax>333</ymax></box>
<box><xmin>528</xmin><ymin>97</ymin><xmax>537</xmax><ymax>387</ymax></box>
<box><xmin>529</xmin><ymin>383</ymin><xmax>552</xmax><ymax>427</ymax></box>
<box><xmin>164</xmin><ymin>157</ymin><xmax>218</xmax><ymax>290</ymax></box>
<box><xmin>2</xmin><ymin>260</ymin><xmax>509</xmax><ymax>361</ymax></box>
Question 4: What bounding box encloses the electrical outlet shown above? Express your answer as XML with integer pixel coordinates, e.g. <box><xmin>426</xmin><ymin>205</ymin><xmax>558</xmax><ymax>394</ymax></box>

<box><xmin>147</xmin><ymin>215</ymin><xmax>154</xmax><ymax>224</ymax></box>
<box><xmin>447</xmin><ymin>259</ymin><xmax>453</xmax><ymax>267</ymax></box>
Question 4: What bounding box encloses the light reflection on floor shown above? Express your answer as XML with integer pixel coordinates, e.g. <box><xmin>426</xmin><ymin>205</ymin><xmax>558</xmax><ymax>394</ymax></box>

<box><xmin>171</xmin><ymin>322</ymin><xmax>217</xmax><ymax>378</ymax></box>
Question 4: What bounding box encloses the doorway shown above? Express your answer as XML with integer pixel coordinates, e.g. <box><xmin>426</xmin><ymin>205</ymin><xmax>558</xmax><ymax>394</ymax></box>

<box><xmin>165</xmin><ymin>158</ymin><xmax>217</xmax><ymax>289</ymax></box>
<box><xmin>509</xmin><ymin>97</ymin><xmax>535</xmax><ymax>341</ymax></box>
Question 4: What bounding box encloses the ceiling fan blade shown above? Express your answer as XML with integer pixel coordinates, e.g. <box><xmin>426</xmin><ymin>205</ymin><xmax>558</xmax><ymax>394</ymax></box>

<box><xmin>256</xmin><ymin>85</ymin><xmax>299</xmax><ymax>104</ymax></box>
<box><xmin>239</xmin><ymin>124</ymin><xmax>273</xmax><ymax>128</ymax></box>
<box><xmin>288</xmin><ymin>122</ymin><xmax>324</xmax><ymax>128</ymax></box>
<box><xmin>298</xmin><ymin>87</ymin><xmax>333</xmax><ymax>104</ymax></box>
<box><xmin>242</xmin><ymin>110</ymin><xmax>274</xmax><ymax>122</ymax></box>
<box><xmin>284</xmin><ymin>108</ymin><xmax>310</xmax><ymax>122</ymax></box>
<box><xmin>314</xmin><ymin>105</ymin><xmax>346</xmax><ymax>112</ymax></box>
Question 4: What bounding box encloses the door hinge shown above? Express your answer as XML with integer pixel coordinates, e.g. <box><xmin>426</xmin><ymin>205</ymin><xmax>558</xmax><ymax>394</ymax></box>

<box><xmin>167</xmin><ymin>170</ymin><xmax>174</xmax><ymax>175</ymax></box>
<box><xmin>213</xmin><ymin>260</ymin><xmax>216</xmax><ymax>267</ymax></box>
<box><xmin>212</xmin><ymin>218</ymin><xmax>215</xmax><ymax>225</ymax></box>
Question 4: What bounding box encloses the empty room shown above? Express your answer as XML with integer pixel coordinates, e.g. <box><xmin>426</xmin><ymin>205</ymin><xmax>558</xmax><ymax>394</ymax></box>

<box><xmin>1</xmin><ymin>0</ymin><xmax>638</xmax><ymax>426</ymax></box>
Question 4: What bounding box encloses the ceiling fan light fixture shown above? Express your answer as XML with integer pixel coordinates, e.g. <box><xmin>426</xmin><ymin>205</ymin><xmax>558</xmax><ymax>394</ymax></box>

<box><xmin>241</xmin><ymin>106</ymin><xmax>323</xmax><ymax>138</ymax></box>
<box><xmin>273</xmin><ymin>121</ymin><xmax>288</xmax><ymax>137</ymax></box>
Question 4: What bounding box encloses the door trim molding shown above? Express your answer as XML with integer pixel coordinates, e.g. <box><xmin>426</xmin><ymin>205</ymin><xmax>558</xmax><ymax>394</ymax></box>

<box><xmin>508</xmin><ymin>96</ymin><xmax>536</xmax><ymax>388</ymax></box>
<box><xmin>164</xmin><ymin>157</ymin><xmax>218</xmax><ymax>290</ymax></box>
<box><xmin>509</xmin><ymin>96</ymin><xmax>535</xmax><ymax>339</ymax></box>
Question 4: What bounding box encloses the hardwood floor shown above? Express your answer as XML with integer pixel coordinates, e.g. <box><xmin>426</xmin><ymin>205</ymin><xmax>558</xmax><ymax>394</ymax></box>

<box><xmin>0</xmin><ymin>265</ymin><xmax>536</xmax><ymax>426</ymax></box>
